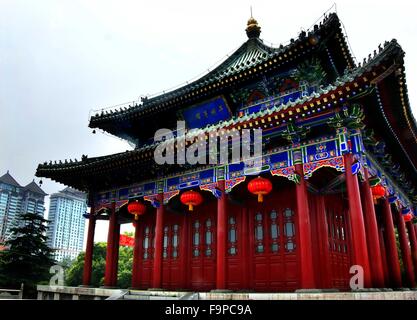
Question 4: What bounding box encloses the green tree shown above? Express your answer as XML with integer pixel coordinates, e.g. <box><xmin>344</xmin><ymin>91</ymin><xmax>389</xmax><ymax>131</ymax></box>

<box><xmin>117</xmin><ymin>246</ymin><xmax>133</xmax><ymax>288</ymax></box>
<box><xmin>66</xmin><ymin>242</ymin><xmax>107</xmax><ymax>287</ymax></box>
<box><xmin>59</xmin><ymin>256</ymin><xmax>74</xmax><ymax>270</ymax></box>
<box><xmin>65</xmin><ymin>253</ymin><xmax>84</xmax><ymax>286</ymax></box>
<box><xmin>65</xmin><ymin>240</ymin><xmax>133</xmax><ymax>289</ymax></box>
<box><xmin>0</xmin><ymin>212</ymin><xmax>55</xmax><ymax>298</ymax></box>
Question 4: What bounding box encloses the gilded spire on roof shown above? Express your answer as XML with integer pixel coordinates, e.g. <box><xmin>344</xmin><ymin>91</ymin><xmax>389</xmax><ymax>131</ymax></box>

<box><xmin>245</xmin><ymin>11</ymin><xmax>261</xmax><ymax>39</ymax></box>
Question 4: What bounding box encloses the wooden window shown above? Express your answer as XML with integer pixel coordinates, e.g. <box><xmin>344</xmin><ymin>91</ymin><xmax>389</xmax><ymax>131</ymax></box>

<box><xmin>163</xmin><ymin>226</ymin><xmax>169</xmax><ymax>259</ymax></box>
<box><xmin>193</xmin><ymin>220</ymin><xmax>200</xmax><ymax>257</ymax></box>
<box><xmin>172</xmin><ymin>224</ymin><xmax>179</xmax><ymax>258</ymax></box>
<box><xmin>283</xmin><ymin>208</ymin><xmax>296</xmax><ymax>252</ymax></box>
<box><xmin>328</xmin><ymin>210</ymin><xmax>348</xmax><ymax>253</ymax></box>
<box><xmin>270</xmin><ymin>210</ymin><xmax>279</xmax><ymax>253</ymax></box>
<box><xmin>205</xmin><ymin>219</ymin><xmax>213</xmax><ymax>257</ymax></box>
<box><xmin>254</xmin><ymin>212</ymin><xmax>264</xmax><ymax>253</ymax></box>
<box><xmin>228</xmin><ymin>216</ymin><xmax>237</xmax><ymax>255</ymax></box>
<box><xmin>143</xmin><ymin>226</ymin><xmax>150</xmax><ymax>259</ymax></box>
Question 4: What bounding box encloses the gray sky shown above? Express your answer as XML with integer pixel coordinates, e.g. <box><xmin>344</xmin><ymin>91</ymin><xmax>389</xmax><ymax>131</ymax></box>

<box><xmin>1</xmin><ymin>0</ymin><xmax>417</xmax><ymax>242</ymax></box>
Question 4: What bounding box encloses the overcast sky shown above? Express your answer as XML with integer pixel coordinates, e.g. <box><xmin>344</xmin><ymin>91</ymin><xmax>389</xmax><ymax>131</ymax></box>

<box><xmin>1</xmin><ymin>0</ymin><xmax>417</xmax><ymax>243</ymax></box>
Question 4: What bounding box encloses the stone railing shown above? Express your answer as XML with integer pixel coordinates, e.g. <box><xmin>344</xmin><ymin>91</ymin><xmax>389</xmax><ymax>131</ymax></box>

<box><xmin>0</xmin><ymin>283</ymin><xmax>23</xmax><ymax>299</ymax></box>
<box><xmin>37</xmin><ymin>285</ymin><xmax>125</xmax><ymax>300</ymax></box>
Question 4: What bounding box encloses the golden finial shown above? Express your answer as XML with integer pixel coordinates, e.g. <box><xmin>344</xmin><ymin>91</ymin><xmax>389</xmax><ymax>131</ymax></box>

<box><xmin>246</xmin><ymin>7</ymin><xmax>261</xmax><ymax>39</ymax></box>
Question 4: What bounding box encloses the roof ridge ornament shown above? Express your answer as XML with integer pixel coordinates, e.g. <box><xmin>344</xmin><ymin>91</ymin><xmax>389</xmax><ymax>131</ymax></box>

<box><xmin>245</xmin><ymin>9</ymin><xmax>261</xmax><ymax>39</ymax></box>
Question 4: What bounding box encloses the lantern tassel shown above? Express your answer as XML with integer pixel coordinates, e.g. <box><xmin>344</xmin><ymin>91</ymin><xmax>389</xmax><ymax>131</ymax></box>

<box><xmin>188</xmin><ymin>204</ymin><xmax>193</xmax><ymax>211</ymax></box>
<box><xmin>135</xmin><ymin>214</ymin><xmax>138</xmax><ymax>220</ymax></box>
<box><xmin>258</xmin><ymin>194</ymin><xmax>263</xmax><ymax>203</ymax></box>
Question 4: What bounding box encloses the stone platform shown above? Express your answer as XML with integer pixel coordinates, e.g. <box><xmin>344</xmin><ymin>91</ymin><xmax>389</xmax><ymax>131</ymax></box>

<box><xmin>200</xmin><ymin>290</ymin><xmax>417</xmax><ymax>300</ymax></box>
<box><xmin>37</xmin><ymin>285</ymin><xmax>417</xmax><ymax>300</ymax></box>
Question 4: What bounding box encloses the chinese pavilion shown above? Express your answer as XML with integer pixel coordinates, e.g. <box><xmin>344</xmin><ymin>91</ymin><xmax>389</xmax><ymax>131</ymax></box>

<box><xmin>37</xmin><ymin>13</ymin><xmax>417</xmax><ymax>292</ymax></box>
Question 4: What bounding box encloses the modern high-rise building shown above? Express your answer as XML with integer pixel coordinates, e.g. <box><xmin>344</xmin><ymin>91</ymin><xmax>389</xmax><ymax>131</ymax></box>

<box><xmin>46</xmin><ymin>187</ymin><xmax>87</xmax><ymax>262</ymax></box>
<box><xmin>0</xmin><ymin>171</ymin><xmax>47</xmax><ymax>242</ymax></box>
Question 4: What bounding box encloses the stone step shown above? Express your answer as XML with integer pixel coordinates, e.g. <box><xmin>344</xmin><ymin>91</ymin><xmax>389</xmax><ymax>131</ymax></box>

<box><xmin>124</xmin><ymin>294</ymin><xmax>181</xmax><ymax>300</ymax></box>
<box><xmin>128</xmin><ymin>290</ymin><xmax>187</xmax><ymax>298</ymax></box>
<box><xmin>123</xmin><ymin>290</ymin><xmax>192</xmax><ymax>300</ymax></box>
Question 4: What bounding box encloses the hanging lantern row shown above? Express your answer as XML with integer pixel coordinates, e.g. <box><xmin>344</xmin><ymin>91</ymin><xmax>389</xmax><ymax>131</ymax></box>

<box><xmin>180</xmin><ymin>190</ymin><xmax>203</xmax><ymax>211</ymax></box>
<box><xmin>403</xmin><ymin>212</ymin><xmax>413</xmax><ymax>223</ymax></box>
<box><xmin>248</xmin><ymin>176</ymin><xmax>273</xmax><ymax>203</ymax></box>
<box><xmin>125</xmin><ymin>177</ymin><xmax>411</xmax><ymax>222</ymax></box>
<box><xmin>127</xmin><ymin>200</ymin><xmax>146</xmax><ymax>220</ymax></box>
<box><xmin>371</xmin><ymin>184</ymin><xmax>386</xmax><ymax>202</ymax></box>
<box><xmin>402</xmin><ymin>207</ymin><xmax>413</xmax><ymax>223</ymax></box>
<box><xmin>127</xmin><ymin>176</ymin><xmax>274</xmax><ymax>214</ymax></box>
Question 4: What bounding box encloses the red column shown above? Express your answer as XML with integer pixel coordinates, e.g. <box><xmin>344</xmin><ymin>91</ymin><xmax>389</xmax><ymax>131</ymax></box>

<box><xmin>111</xmin><ymin>220</ymin><xmax>120</xmax><ymax>286</ymax></box>
<box><xmin>216</xmin><ymin>180</ymin><xmax>227</xmax><ymax>289</ymax></box>
<box><xmin>131</xmin><ymin>221</ymin><xmax>141</xmax><ymax>288</ymax></box>
<box><xmin>104</xmin><ymin>203</ymin><xmax>116</xmax><ymax>287</ymax></box>
<box><xmin>415</xmin><ymin>224</ymin><xmax>417</xmax><ymax>242</ymax></box>
<box><xmin>396</xmin><ymin>209</ymin><xmax>416</xmax><ymax>287</ymax></box>
<box><xmin>406</xmin><ymin>221</ymin><xmax>417</xmax><ymax>280</ymax></box>
<box><xmin>378</xmin><ymin>226</ymin><xmax>390</xmax><ymax>286</ymax></box>
<box><xmin>359</xmin><ymin>169</ymin><xmax>385</xmax><ymax>287</ymax></box>
<box><xmin>381</xmin><ymin>198</ymin><xmax>402</xmax><ymax>288</ymax></box>
<box><xmin>295</xmin><ymin>163</ymin><xmax>316</xmax><ymax>289</ymax></box>
<box><xmin>315</xmin><ymin>195</ymin><xmax>331</xmax><ymax>288</ymax></box>
<box><xmin>344</xmin><ymin>153</ymin><xmax>371</xmax><ymax>288</ymax></box>
<box><xmin>152</xmin><ymin>194</ymin><xmax>164</xmax><ymax>288</ymax></box>
<box><xmin>82</xmin><ymin>208</ymin><xmax>96</xmax><ymax>286</ymax></box>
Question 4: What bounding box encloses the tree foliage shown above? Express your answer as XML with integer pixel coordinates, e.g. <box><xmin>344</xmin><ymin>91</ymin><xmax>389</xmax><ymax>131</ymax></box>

<box><xmin>0</xmin><ymin>212</ymin><xmax>55</xmax><ymax>298</ymax></box>
<box><xmin>65</xmin><ymin>240</ymin><xmax>133</xmax><ymax>289</ymax></box>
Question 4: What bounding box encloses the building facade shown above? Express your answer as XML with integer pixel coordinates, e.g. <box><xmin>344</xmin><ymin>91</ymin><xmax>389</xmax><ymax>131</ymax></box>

<box><xmin>0</xmin><ymin>171</ymin><xmax>46</xmax><ymax>242</ymax></box>
<box><xmin>37</xmin><ymin>14</ymin><xmax>417</xmax><ymax>291</ymax></box>
<box><xmin>47</xmin><ymin>187</ymin><xmax>87</xmax><ymax>262</ymax></box>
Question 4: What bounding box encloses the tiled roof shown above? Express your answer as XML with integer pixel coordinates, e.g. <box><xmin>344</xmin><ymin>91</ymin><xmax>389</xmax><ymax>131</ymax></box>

<box><xmin>89</xmin><ymin>13</ymin><xmax>352</xmax><ymax>129</ymax></box>
<box><xmin>0</xmin><ymin>171</ymin><xmax>21</xmax><ymax>188</ymax></box>
<box><xmin>24</xmin><ymin>181</ymin><xmax>47</xmax><ymax>196</ymax></box>
<box><xmin>36</xmin><ymin>39</ymin><xmax>401</xmax><ymax>178</ymax></box>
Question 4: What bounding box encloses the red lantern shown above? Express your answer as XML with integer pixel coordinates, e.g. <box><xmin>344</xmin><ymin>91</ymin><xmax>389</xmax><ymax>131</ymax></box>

<box><xmin>248</xmin><ymin>176</ymin><xmax>273</xmax><ymax>203</ymax></box>
<box><xmin>371</xmin><ymin>184</ymin><xmax>386</xmax><ymax>202</ymax></box>
<box><xmin>180</xmin><ymin>190</ymin><xmax>203</xmax><ymax>211</ymax></box>
<box><xmin>127</xmin><ymin>200</ymin><xmax>146</xmax><ymax>220</ymax></box>
<box><xmin>403</xmin><ymin>213</ymin><xmax>413</xmax><ymax>223</ymax></box>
